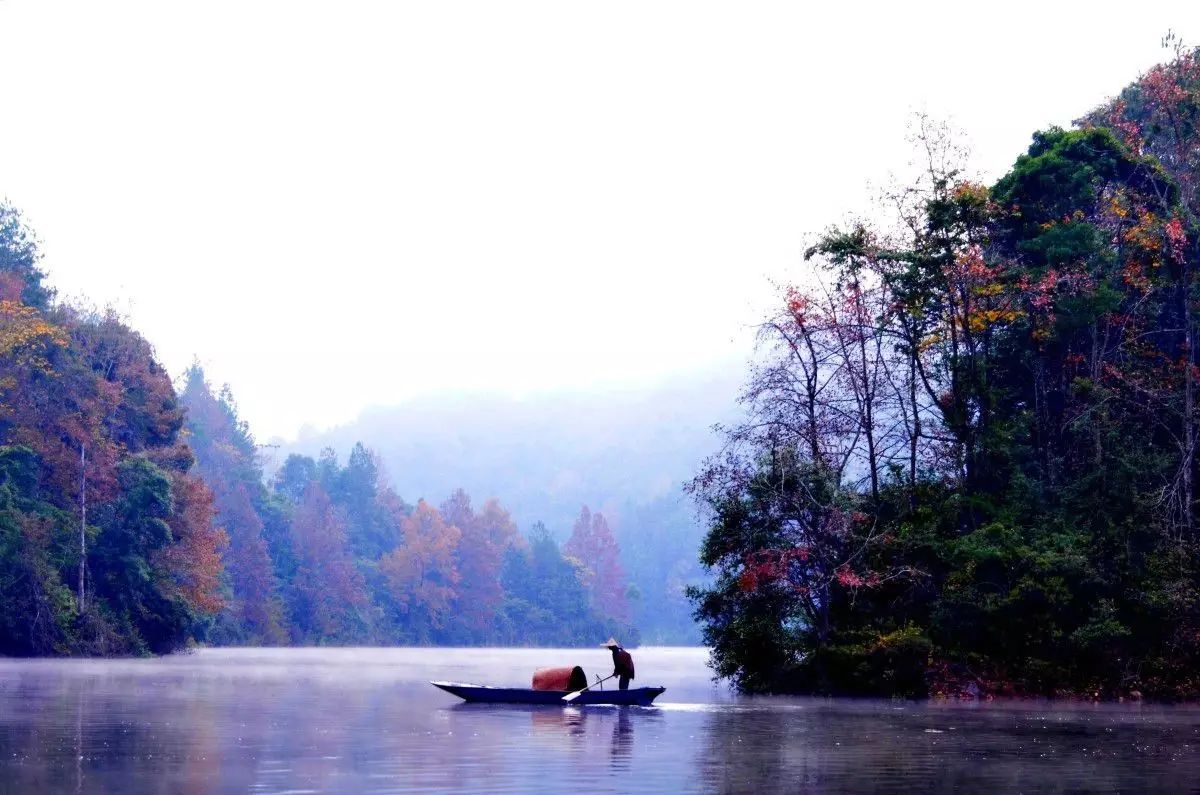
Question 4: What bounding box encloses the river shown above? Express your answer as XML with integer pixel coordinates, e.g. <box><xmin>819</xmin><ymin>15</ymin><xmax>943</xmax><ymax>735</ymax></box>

<box><xmin>0</xmin><ymin>646</ymin><xmax>1198</xmax><ymax>792</ymax></box>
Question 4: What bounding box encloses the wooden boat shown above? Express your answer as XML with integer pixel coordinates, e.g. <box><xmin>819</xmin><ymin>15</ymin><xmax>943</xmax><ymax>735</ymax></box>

<box><xmin>431</xmin><ymin>680</ymin><xmax>666</xmax><ymax>706</ymax></box>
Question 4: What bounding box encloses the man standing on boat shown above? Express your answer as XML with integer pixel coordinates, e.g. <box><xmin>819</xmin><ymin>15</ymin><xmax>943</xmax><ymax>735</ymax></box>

<box><xmin>604</xmin><ymin>638</ymin><xmax>635</xmax><ymax>691</ymax></box>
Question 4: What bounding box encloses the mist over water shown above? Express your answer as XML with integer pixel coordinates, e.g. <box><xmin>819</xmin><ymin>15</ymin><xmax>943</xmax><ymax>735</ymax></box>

<box><xmin>1</xmin><ymin>647</ymin><xmax>1199</xmax><ymax>793</ymax></box>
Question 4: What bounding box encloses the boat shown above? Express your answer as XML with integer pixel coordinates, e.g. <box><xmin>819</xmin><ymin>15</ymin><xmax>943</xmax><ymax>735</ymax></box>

<box><xmin>430</xmin><ymin>680</ymin><xmax>666</xmax><ymax>706</ymax></box>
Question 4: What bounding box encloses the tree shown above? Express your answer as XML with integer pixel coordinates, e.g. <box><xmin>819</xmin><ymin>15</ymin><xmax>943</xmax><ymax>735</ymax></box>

<box><xmin>157</xmin><ymin>472</ymin><xmax>227</xmax><ymax>619</ymax></box>
<box><xmin>181</xmin><ymin>367</ymin><xmax>284</xmax><ymax>643</ymax></box>
<box><xmin>498</xmin><ymin>522</ymin><xmax>633</xmax><ymax>646</ymax></box>
<box><xmin>338</xmin><ymin>443</ymin><xmax>395</xmax><ymax>559</ymax></box>
<box><xmin>88</xmin><ymin>457</ymin><xmax>190</xmax><ymax>654</ymax></box>
<box><xmin>0</xmin><ymin>202</ymin><xmax>51</xmax><ymax>309</ymax></box>
<box><xmin>216</xmin><ymin>484</ymin><xmax>285</xmax><ymax>642</ymax></box>
<box><xmin>442</xmin><ymin>490</ymin><xmax>517</xmax><ymax>634</ymax></box>
<box><xmin>1085</xmin><ymin>38</ymin><xmax>1200</xmax><ymax>535</ymax></box>
<box><xmin>380</xmin><ymin>498</ymin><xmax>460</xmax><ymax>638</ymax></box>
<box><xmin>0</xmin><ymin>446</ymin><xmax>73</xmax><ymax>655</ymax></box>
<box><xmin>273</xmin><ymin>454</ymin><xmax>318</xmax><ymax>503</ymax></box>
<box><xmin>288</xmin><ymin>482</ymin><xmax>368</xmax><ymax>642</ymax></box>
<box><xmin>565</xmin><ymin>506</ymin><xmax>630</xmax><ymax>624</ymax></box>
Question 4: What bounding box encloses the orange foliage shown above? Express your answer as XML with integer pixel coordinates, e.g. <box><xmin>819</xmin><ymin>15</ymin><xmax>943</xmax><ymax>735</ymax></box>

<box><xmin>380</xmin><ymin>498</ymin><xmax>461</xmax><ymax>628</ymax></box>
<box><xmin>0</xmin><ymin>299</ymin><xmax>66</xmax><ymax>374</ymax></box>
<box><xmin>441</xmin><ymin>490</ymin><xmax>517</xmax><ymax>631</ymax></box>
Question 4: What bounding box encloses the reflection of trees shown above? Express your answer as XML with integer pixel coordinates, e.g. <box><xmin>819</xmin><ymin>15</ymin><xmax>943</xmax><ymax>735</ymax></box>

<box><xmin>692</xmin><ymin>700</ymin><xmax>1200</xmax><ymax>792</ymax></box>
<box><xmin>0</xmin><ymin>672</ymin><xmax>229</xmax><ymax>793</ymax></box>
<box><xmin>0</xmin><ymin>668</ymin><xmax>375</xmax><ymax>793</ymax></box>
<box><xmin>694</xmin><ymin>703</ymin><xmax>1005</xmax><ymax>791</ymax></box>
<box><xmin>696</xmin><ymin>707</ymin><xmax>792</xmax><ymax>792</ymax></box>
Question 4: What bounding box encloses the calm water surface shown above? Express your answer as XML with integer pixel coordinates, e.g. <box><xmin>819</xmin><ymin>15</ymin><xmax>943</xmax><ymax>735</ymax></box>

<box><xmin>1</xmin><ymin>647</ymin><xmax>1199</xmax><ymax>793</ymax></box>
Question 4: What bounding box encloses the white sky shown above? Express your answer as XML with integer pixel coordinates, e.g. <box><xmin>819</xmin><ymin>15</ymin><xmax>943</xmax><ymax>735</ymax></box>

<box><xmin>0</xmin><ymin>1</ymin><xmax>1196</xmax><ymax>440</ymax></box>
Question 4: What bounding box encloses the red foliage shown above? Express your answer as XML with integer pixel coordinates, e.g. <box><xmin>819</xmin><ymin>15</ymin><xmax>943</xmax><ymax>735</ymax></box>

<box><xmin>157</xmin><ymin>473</ymin><xmax>227</xmax><ymax>616</ymax></box>
<box><xmin>0</xmin><ymin>272</ymin><xmax>23</xmax><ymax>301</ymax></box>
<box><xmin>1166</xmin><ymin>217</ymin><xmax>1188</xmax><ymax>263</ymax></box>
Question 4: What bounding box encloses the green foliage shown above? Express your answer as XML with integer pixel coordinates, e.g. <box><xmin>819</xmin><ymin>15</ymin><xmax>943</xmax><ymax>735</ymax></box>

<box><xmin>0</xmin><ymin>202</ymin><xmax>52</xmax><ymax>309</ymax></box>
<box><xmin>497</xmin><ymin>523</ymin><xmax>639</xmax><ymax>647</ymax></box>
<box><xmin>0</xmin><ymin>447</ymin><xmax>74</xmax><ymax>655</ymax></box>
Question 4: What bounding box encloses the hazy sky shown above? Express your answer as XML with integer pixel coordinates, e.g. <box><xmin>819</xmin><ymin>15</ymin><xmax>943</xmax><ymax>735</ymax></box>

<box><xmin>0</xmin><ymin>1</ymin><xmax>1195</xmax><ymax>439</ymax></box>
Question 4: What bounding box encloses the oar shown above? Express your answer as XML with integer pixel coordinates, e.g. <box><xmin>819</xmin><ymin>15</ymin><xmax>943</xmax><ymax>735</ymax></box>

<box><xmin>563</xmin><ymin>674</ymin><xmax>615</xmax><ymax>702</ymax></box>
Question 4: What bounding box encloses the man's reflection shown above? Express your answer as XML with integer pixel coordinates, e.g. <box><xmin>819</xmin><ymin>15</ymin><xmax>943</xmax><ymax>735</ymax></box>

<box><xmin>610</xmin><ymin>708</ymin><xmax>634</xmax><ymax>765</ymax></box>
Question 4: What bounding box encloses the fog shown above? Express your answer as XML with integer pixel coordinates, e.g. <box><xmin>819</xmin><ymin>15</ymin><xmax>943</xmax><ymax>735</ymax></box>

<box><xmin>276</xmin><ymin>366</ymin><xmax>743</xmax><ymax>533</ymax></box>
<box><xmin>0</xmin><ymin>1</ymin><xmax>1192</xmax><ymax>441</ymax></box>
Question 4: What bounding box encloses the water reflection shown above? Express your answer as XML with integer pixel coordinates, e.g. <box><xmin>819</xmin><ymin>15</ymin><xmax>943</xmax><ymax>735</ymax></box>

<box><xmin>455</xmin><ymin>702</ymin><xmax>648</xmax><ymax>772</ymax></box>
<box><xmin>610</xmin><ymin>709</ymin><xmax>633</xmax><ymax>766</ymax></box>
<box><xmin>2</xmin><ymin>649</ymin><xmax>1200</xmax><ymax>793</ymax></box>
<box><xmin>527</xmin><ymin>704</ymin><xmax>587</xmax><ymax>737</ymax></box>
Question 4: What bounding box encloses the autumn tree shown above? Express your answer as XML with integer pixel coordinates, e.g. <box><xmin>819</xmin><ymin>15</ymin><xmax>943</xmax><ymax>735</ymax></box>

<box><xmin>441</xmin><ymin>489</ymin><xmax>518</xmax><ymax>634</ymax></box>
<box><xmin>0</xmin><ymin>193</ymin><xmax>656</xmax><ymax>655</ymax></box>
<box><xmin>287</xmin><ymin>482</ymin><xmax>369</xmax><ymax>642</ymax></box>
<box><xmin>379</xmin><ymin>498</ymin><xmax>460</xmax><ymax>639</ymax></box>
<box><xmin>1085</xmin><ymin>37</ymin><xmax>1200</xmax><ymax>534</ymax></box>
<box><xmin>564</xmin><ymin>506</ymin><xmax>630</xmax><ymax>624</ymax></box>
<box><xmin>157</xmin><ymin>473</ymin><xmax>227</xmax><ymax>618</ymax></box>
<box><xmin>181</xmin><ymin>367</ymin><xmax>285</xmax><ymax>643</ymax></box>
<box><xmin>217</xmin><ymin>484</ymin><xmax>285</xmax><ymax>641</ymax></box>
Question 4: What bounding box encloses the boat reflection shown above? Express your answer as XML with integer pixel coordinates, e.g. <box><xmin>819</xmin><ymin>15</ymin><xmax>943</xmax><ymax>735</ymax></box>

<box><xmin>529</xmin><ymin>704</ymin><xmax>587</xmax><ymax>736</ymax></box>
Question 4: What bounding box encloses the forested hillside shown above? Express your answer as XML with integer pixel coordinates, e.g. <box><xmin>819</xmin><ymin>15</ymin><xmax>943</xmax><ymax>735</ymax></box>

<box><xmin>182</xmin><ymin>368</ymin><xmax>643</xmax><ymax>646</ymax></box>
<box><xmin>691</xmin><ymin>43</ymin><xmax>1200</xmax><ymax>699</ymax></box>
<box><xmin>0</xmin><ymin>205</ymin><xmax>225</xmax><ymax>655</ymax></box>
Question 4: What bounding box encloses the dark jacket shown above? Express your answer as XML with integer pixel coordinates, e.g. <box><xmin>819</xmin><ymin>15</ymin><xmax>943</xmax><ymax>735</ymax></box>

<box><xmin>611</xmin><ymin>647</ymin><xmax>635</xmax><ymax>680</ymax></box>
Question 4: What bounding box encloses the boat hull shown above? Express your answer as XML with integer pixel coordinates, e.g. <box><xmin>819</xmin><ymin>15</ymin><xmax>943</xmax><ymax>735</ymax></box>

<box><xmin>431</xmin><ymin>680</ymin><xmax>665</xmax><ymax>706</ymax></box>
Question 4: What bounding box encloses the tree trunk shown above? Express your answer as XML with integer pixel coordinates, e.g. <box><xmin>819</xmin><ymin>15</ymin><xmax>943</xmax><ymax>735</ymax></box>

<box><xmin>1184</xmin><ymin>272</ymin><xmax>1195</xmax><ymax>537</ymax></box>
<box><xmin>909</xmin><ymin>346</ymin><xmax>919</xmax><ymax>499</ymax></box>
<box><xmin>78</xmin><ymin>442</ymin><xmax>86</xmax><ymax>613</ymax></box>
